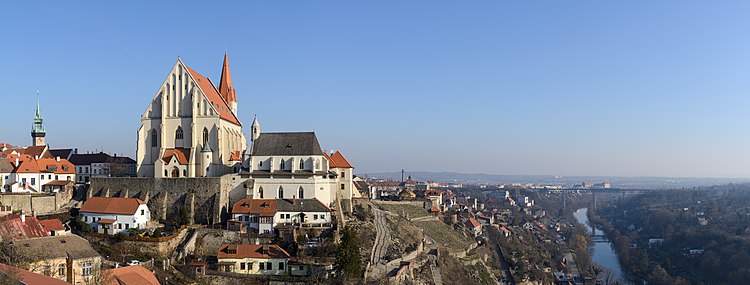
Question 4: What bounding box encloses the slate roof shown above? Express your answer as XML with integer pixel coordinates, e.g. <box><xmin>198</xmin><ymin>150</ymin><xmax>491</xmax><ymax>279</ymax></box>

<box><xmin>250</xmin><ymin>132</ymin><xmax>323</xmax><ymax>156</ymax></box>
<box><xmin>275</xmin><ymin>199</ymin><xmax>331</xmax><ymax>213</ymax></box>
<box><xmin>68</xmin><ymin>152</ymin><xmax>109</xmax><ymax>165</ymax></box>
<box><xmin>80</xmin><ymin>197</ymin><xmax>146</xmax><ymax>215</ymax></box>
<box><xmin>105</xmin><ymin>265</ymin><xmax>160</xmax><ymax>285</ymax></box>
<box><xmin>217</xmin><ymin>244</ymin><xmax>290</xmax><ymax>260</ymax></box>
<box><xmin>12</xmin><ymin>235</ymin><xmax>100</xmax><ymax>260</ymax></box>
<box><xmin>48</xmin><ymin>148</ymin><xmax>74</xmax><ymax>160</ymax></box>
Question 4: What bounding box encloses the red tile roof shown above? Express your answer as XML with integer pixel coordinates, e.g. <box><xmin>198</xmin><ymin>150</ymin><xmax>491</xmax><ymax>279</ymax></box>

<box><xmin>98</xmin><ymin>219</ymin><xmax>116</xmax><ymax>224</ymax></box>
<box><xmin>425</xmin><ymin>189</ymin><xmax>442</xmax><ymax>197</ymax></box>
<box><xmin>105</xmin><ymin>265</ymin><xmax>160</xmax><ymax>285</ymax></box>
<box><xmin>45</xmin><ymin>180</ymin><xmax>74</xmax><ymax>186</ymax></box>
<box><xmin>217</xmin><ymin>244</ymin><xmax>290</xmax><ymax>260</ymax></box>
<box><xmin>162</xmin><ymin>148</ymin><xmax>190</xmax><ymax>165</ymax></box>
<box><xmin>218</xmin><ymin>53</ymin><xmax>237</xmax><ymax>103</ymax></box>
<box><xmin>327</xmin><ymin>151</ymin><xmax>353</xmax><ymax>168</ymax></box>
<box><xmin>185</xmin><ymin>64</ymin><xmax>241</xmax><ymax>126</ymax></box>
<box><xmin>229</xmin><ymin>150</ymin><xmax>241</xmax><ymax>161</ymax></box>
<box><xmin>39</xmin><ymin>219</ymin><xmax>65</xmax><ymax>232</ymax></box>
<box><xmin>232</xmin><ymin>199</ymin><xmax>277</xmax><ymax>217</ymax></box>
<box><xmin>80</xmin><ymin>197</ymin><xmax>146</xmax><ymax>215</ymax></box>
<box><xmin>465</xmin><ymin>217</ymin><xmax>481</xmax><ymax>229</ymax></box>
<box><xmin>9</xmin><ymin>154</ymin><xmax>40</xmax><ymax>173</ymax></box>
<box><xmin>37</xmin><ymin>158</ymin><xmax>75</xmax><ymax>174</ymax></box>
<box><xmin>0</xmin><ymin>214</ymin><xmax>52</xmax><ymax>240</ymax></box>
<box><xmin>430</xmin><ymin>206</ymin><xmax>440</xmax><ymax>213</ymax></box>
<box><xmin>0</xmin><ymin>263</ymin><xmax>71</xmax><ymax>285</ymax></box>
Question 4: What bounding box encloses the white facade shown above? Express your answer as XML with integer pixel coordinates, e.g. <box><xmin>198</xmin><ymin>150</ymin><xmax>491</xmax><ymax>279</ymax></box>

<box><xmin>80</xmin><ymin>204</ymin><xmax>150</xmax><ymax>235</ymax></box>
<box><xmin>136</xmin><ymin>57</ymin><xmax>246</xmax><ymax>178</ymax></box>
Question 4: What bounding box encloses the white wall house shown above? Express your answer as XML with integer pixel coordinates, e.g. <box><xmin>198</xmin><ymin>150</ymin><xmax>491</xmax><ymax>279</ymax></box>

<box><xmin>230</xmin><ymin>198</ymin><xmax>332</xmax><ymax>237</ymax></box>
<box><xmin>79</xmin><ymin>197</ymin><xmax>151</xmax><ymax>235</ymax></box>
<box><xmin>1</xmin><ymin>154</ymin><xmax>75</xmax><ymax>193</ymax></box>
<box><xmin>217</xmin><ymin>244</ymin><xmax>290</xmax><ymax>275</ymax></box>
<box><xmin>136</xmin><ymin>54</ymin><xmax>246</xmax><ymax>178</ymax></box>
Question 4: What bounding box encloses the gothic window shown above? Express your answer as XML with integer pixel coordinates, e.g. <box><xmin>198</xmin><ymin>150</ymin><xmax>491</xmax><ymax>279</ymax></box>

<box><xmin>203</xmin><ymin>128</ymin><xmax>209</xmax><ymax>145</ymax></box>
<box><xmin>280</xmin><ymin>159</ymin><xmax>285</xmax><ymax>170</ymax></box>
<box><xmin>259</xmin><ymin>187</ymin><xmax>264</xmax><ymax>199</ymax></box>
<box><xmin>278</xmin><ymin>186</ymin><xmax>284</xmax><ymax>198</ymax></box>
<box><xmin>299</xmin><ymin>159</ymin><xmax>305</xmax><ymax>170</ymax></box>
<box><xmin>183</xmin><ymin>169</ymin><xmax>187</xmax><ymax>176</ymax></box>
<box><xmin>171</xmin><ymin>167</ymin><xmax>179</xmax><ymax>178</ymax></box>
<box><xmin>298</xmin><ymin>186</ymin><xmax>304</xmax><ymax>199</ymax></box>
<box><xmin>164</xmin><ymin>170</ymin><xmax>168</xmax><ymax>177</ymax></box>
<box><xmin>175</xmin><ymin>127</ymin><xmax>183</xmax><ymax>140</ymax></box>
<box><xmin>151</xmin><ymin>129</ymin><xmax>158</xmax><ymax>147</ymax></box>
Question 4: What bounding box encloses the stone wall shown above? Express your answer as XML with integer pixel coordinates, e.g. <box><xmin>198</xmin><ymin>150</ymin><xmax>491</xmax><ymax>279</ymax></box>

<box><xmin>89</xmin><ymin>175</ymin><xmax>246</xmax><ymax>225</ymax></box>
<box><xmin>0</xmin><ymin>188</ymin><xmax>73</xmax><ymax>215</ymax></box>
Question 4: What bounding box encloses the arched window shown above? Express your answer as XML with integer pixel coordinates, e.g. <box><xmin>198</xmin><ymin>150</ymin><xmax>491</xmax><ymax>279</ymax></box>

<box><xmin>298</xmin><ymin>186</ymin><xmax>304</xmax><ymax>199</ymax></box>
<box><xmin>202</xmin><ymin>128</ymin><xmax>209</xmax><ymax>145</ymax></box>
<box><xmin>151</xmin><ymin>129</ymin><xmax>158</xmax><ymax>147</ymax></box>
<box><xmin>280</xmin><ymin>159</ymin><xmax>285</xmax><ymax>170</ymax></box>
<box><xmin>278</xmin><ymin>186</ymin><xmax>284</xmax><ymax>198</ymax></box>
<box><xmin>183</xmin><ymin>169</ymin><xmax>187</xmax><ymax>176</ymax></box>
<box><xmin>171</xmin><ymin>167</ymin><xmax>179</xmax><ymax>178</ymax></box>
<box><xmin>258</xmin><ymin>187</ymin><xmax>264</xmax><ymax>199</ymax></box>
<box><xmin>299</xmin><ymin>159</ymin><xmax>305</xmax><ymax>170</ymax></box>
<box><xmin>175</xmin><ymin>127</ymin><xmax>183</xmax><ymax>140</ymax></box>
<box><xmin>259</xmin><ymin>160</ymin><xmax>263</xmax><ymax>167</ymax></box>
<box><xmin>164</xmin><ymin>170</ymin><xmax>168</xmax><ymax>177</ymax></box>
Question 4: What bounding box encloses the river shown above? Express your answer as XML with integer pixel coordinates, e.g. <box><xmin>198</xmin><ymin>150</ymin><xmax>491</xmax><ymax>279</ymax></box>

<box><xmin>573</xmin><ymin>208</ymin><xmax>631</xmax><ymax>284</ymax></box>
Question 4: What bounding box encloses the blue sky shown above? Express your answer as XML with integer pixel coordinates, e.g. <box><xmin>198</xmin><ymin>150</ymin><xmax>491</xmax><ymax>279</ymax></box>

<box><xmin>1</xmin><ymin>1</ymin><xmax>749</xmax><ymax>178</ymax></box>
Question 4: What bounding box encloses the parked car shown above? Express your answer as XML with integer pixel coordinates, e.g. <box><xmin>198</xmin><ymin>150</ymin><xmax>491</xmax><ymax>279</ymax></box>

<box><xmin>126</xmin><ymin>260</ymin><xmax>141</xmax><ymax>266</ymax></box>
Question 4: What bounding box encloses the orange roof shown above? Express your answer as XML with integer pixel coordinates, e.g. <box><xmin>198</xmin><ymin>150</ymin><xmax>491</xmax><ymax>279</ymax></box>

<box><xmin>10</xmin><ymin>154</ymin><xmax>40</xmax><ymax>173</ymax></box>
<box><xmin>105</xmin><ymin>265</ymin><xmax>160</xmax><ymax>285</ymax></box>
<box><xmin>80</xmin><ymin>197</ymin><xmax>146</xmax><ymax>215</ymax></box>
<box><xmin>98</xmin><ymin>219</ymin><xmax>116</xmax><ymax>224</ymax></box>
<box><xmin>15</xmin><ymin>145</ymin><xmax>50</xmax><ymax>158</ymax></box>
<box><xmin>185</xmin><ymin>64</ymin><xmax>241</xmax><ymax>126</ymax></box>
<box><xmin>430</xmin><ymin>206</ymin><xmax>440</xmax><ymax>213</ymax></box>
<box><xmin>218</xmin><ymin>53</ymin><xmax>237</xmax><ymax>103</ymax></box>
<box><xmin>465</xmin><ymin>217</ymin><xmax>481</xmax><ymax>228</ymax></box>
<box><xmin>45</xmin><ymin>180</ymin><xmax>74</xmax><ymax>186</ymax></box>
<box><xmin>37</xmin><ymin>158</ymin><xmax>75</xmax><ymax>174</ymax></box>
<box><xmin>39</xmin><ymin>219</ymin><xmax>65</xmax><ymax>232</ymax></box>
<box><xmin>231</xmin><ymin>198</ymin><xmax>277</xmax><ymax>217</ymax></box>
<box><xmin>0</xmin><ymin>263</ymin><xmax>71</xmax><ymax>285</ymax></box>
<box><xmin>425</xmin><ymin>189</ymin><xmax>442</xmax><ymax>197</ymax></box>
<box><xmin>327</xmin><ymin>151</ymin><xmax>353</xmax><ymax>168</ymax></box>
<box><xmin>229</xmin><ymin>150</ymin><xmax>241</xmax><ymax>161</ymax></box>
<box><xmin>162</xmin><ymin>148</ymin><xmax>190</xmax><ymax>165</ymax></box>
<box><xmin>217</xmin><ymin>244</ymin><xmax>290</xmax><ymax>260</ymax></box>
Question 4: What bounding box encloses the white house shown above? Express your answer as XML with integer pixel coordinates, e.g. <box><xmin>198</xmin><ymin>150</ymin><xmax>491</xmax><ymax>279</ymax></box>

<box><xmin>230</xmin><ymin>198</ymin><xmax>332</xmax><ymax>236</ymax></box>
<box><xmin>79</xmin><ymin>197</ymin><xmax>151</xmax><ymax>235</ymax></box>
<box><xmin>217</xmin><ymin>244</ymin><xmax>290</xmax><ymax>275</ymax></box>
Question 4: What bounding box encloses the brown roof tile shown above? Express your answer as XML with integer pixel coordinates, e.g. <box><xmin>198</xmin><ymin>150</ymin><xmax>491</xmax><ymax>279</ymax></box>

<box><xmin>231</xmin><ymin>199</ymin><xmax>277</xmax><ymax>217</ymax></box>
<box><xmin>217</xmin><ymin>244</ymin><xmax>290</xmax><ymax>260</ymax></box>
<box><xmin>105</xmin><ymin>265</ymin><xmax>160</xmax><ymax>285</ymax></box>
<box><xmin>161</xmin><ymin>148</ymin><xmax>190</xmax><ymax>165</ymax></box>
<box><xmin>80</xmin><ymin>197</ymin><xmax>146</xmax><ymax>215</ymax></box>
<box><xmin>185</xmin><ymin>64</ymin><xmax>240</xmax><ymax>126</ymax></box>
<box><xmin>327</xmin><ymin>151</ymin><xmax>353</xmax><ymax>168</ymax></box>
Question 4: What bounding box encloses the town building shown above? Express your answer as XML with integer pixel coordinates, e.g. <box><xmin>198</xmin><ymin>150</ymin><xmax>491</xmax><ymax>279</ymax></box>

<box><xmin>10</xmin><ymin>235</ymin><xmax>101</xmax><ymax>285</ymax></box>
<box><xmin>216</xmin><ymin>244</ymin><xmax>290</xmax><ymax>275</ymax></box>
<box><xmin>0</xmin><ymin>263</ymin><xmax>71</xmax><ymax>285</ymax></box>
<box><xmin>0</xmin><ymin>153</ymin><xmax>75</xmax><ymax>193</ymax></box>
<box><xmin>0</xmin><ymin>214</ymin><xmax>67</xmax><ymax>240</ymax></box>
<box><xmin>464</xmin><ymin>217</ymin><xmax>482</xmax><ymax>237</ymax></box>
<box><xmin>79</xmin><ymin>197</ymin><xmax>151</xmax><ymax>235</ymax></box>
<box><xmin>229</xmin><ymin>198</ymin><xmax>332</xmax><ymax>236</ymax></box>
<box><xmin>136</xmin><ymin>54</ymin><xmax>246</xmax><ymax>178</ymax></box>
<box><xmin>69</xmin><ymin>152</ymin><xmax>136</xmax><ymax>184</ymax></box>
<box><xmin>103</xmin><ymin>265</ymin><xmax>160</xmax><ymax>285</ymax></box>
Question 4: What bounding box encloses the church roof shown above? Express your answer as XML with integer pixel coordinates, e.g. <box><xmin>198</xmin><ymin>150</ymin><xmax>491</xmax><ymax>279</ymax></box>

<box><xmin>219</xmin><ymin>53</ymin><xmax>237</xmax><ymax>103</ymax></box>
<box><xmin>250</xmin><ymin>132</ymin><xmax>323</xmax><ymax>156</ymax></box>
<box><xmin>162</xmin><ymin>148</ymin><xmax>190</xmax><ymax>165</ymax></box>
<box><xmin>229</xmin><ymin>151</ymin><xmax>242</xmax><ymax>161</ymax></box>
<box><xmin>184</xmin><ymin>64</ymin><xmax>241</xmax><ymax>126</ymax></box>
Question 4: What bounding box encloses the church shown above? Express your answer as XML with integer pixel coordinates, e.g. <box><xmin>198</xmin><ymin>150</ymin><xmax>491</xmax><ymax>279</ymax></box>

<box><xmin>136</xmin><ymin>54</ymin><xmax>246</xmax><ymax>178</ymax></box>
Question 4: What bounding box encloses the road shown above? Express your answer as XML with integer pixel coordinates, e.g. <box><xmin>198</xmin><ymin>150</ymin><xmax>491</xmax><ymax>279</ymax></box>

<box><xmin>487</xmin><ymin>226</ymin><xmax>516</xmax><ymax>285</ymax></box>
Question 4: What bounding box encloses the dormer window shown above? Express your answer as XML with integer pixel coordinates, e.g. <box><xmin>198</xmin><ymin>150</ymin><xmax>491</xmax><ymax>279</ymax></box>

<box><xmin>299</xmin><ymin>159</ymin><xmax>304</xmax><ymax>170</ymax></box>
<box><xmin>280</xmin><ymin>160</ymin><xmax>285</xmax><ymax>170</ymax></box>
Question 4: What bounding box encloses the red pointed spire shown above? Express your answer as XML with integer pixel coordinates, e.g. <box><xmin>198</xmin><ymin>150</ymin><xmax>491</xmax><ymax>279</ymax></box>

<box><xmin>219</xmin><ymin>52</ymin><xmax>236</xmax><ymax>103</ymax></box>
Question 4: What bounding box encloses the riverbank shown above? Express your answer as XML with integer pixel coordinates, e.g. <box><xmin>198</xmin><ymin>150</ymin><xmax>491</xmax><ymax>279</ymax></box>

<box><xmin>574</xmin><ymin>208</ymin><xmax>631</xmax><ymax>285</ymax></box>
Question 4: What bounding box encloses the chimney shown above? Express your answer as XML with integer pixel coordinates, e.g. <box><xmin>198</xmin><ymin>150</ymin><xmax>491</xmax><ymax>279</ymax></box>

<box><xmin>34</xmin><ymin>155</ymin><xmax>39</xmax><ymax>160</ymax></box>
<box><xmin>56</xmin><ymin>156</ymin><xmax>61</xmax><ymax>162</ymax></box>
<box><xmin>20</xmin><ymin>213</ymin><xmax>25</xmax><ymax>223</ymax></box>
<box><xmin>74</xmin><ymin>148</ymin><xmax>78</xmax><ymax>154</ymax></box>
<box><xmin>31</xmin><ymin>211</ymin><xmax>36</xmax><ymax>217</ymax></box>
<box><xmin>401</xmin><ymin>169</ymin><xmax>405</xmax><ymax>183</ymax></box>
<box><xmin>15</xmin><ymin>158</ymin><xmax>19</xmax><ymax>166</ymax></box>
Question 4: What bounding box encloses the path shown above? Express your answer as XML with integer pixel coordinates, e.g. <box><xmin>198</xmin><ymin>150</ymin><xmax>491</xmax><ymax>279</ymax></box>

<box><xmin>368</xmin><ymin>207</ymin><xmax>392</xmax><ymax>278</ymax></box>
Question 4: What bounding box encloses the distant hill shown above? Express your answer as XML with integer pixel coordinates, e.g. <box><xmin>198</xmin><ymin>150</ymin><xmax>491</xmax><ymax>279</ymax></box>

<box><xmin>361</xmin><ymin>171</ymin><xmax>750</xmax><ymax>189</ymax></box>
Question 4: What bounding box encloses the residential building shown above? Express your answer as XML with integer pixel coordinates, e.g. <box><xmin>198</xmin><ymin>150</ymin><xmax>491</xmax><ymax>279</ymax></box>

<box><xmin>0</xmin><ymin>214</ymin><xmax>67</xmax><ymax>240</ymax></box>
<box><xmin>216</xmin><ymin>244</ymin><xmax>290</xmax><ymax>275</ymax></box>
<box><xmin>79</xmin><ymin>197</ymin><xmax>151</xmax><ymax>235</ymax></box>
<box><xmin>0</xmin><ymin>154</ymin><xmax>75</xmax><ymax>193</ymax></box>
<box><xmin>370</xmin><ymin>182</ymin><xmax>402</xmax><ymax>199</ymax></box>
<box><xmin>136</xmin><ymin>54</ymin><xmax>246</xmax><ymax>178</ymax></box>
<box><xmin>465</xmin><ymin>217</ymin><xmax>482</xmax><ymax>237</ymax></box>
<box><xmin>10</xmin><ymin>235</ymin><xmax>101</xmax><ymax>285</ymax></box>
<box><xmin>103</xmin><ymin>265</ymin><xmax>160</xmax><ymax>285</ymax></box>
<box><xmin>229</xmin><ymin>198</ymin><xmax>332</xmax><ymax>236</ymax></box>
<box><xmin>69</xmin><ymin>152</ymin><xmax>136</xmax><ymax>184</ymax></box>
<box><xmin>0</xmin><ymin>263</ymin><xmax>71</xmax><ymax>285</ymax></box>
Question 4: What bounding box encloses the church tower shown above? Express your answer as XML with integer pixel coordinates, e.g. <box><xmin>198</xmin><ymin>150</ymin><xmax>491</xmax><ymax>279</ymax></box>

<box><xmin>219</xmin><ymin>53</ymin><xmax>238</xmax><ymax>114</ymax></box>
<box><xmin>251</xmin><ymin>116</ymin><xmax>260</xmax><ymax>142</ymax></box>
<box><xmin>31</xmin><ymin>94</ymin><xmax>46</xmax><ymax>147</ymax></box>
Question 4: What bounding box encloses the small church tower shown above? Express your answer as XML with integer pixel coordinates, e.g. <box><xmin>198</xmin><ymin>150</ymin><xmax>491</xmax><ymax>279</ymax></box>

<box><xmin>31</xmin><ymin>93</ymin><xmax>46</xmax><ymax>147</ymax></box>
<box><xmin>251</xmin><ymin>116</ymin><xmax>261</xmax><ymax>142</ymax></box>
<box><xmin>201</xmin><ymin>128</ymin><xmax>213</xmax><ymax>177</ymax></box>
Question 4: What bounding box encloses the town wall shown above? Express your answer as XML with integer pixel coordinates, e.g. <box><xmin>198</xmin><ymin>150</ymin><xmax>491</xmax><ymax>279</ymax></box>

<box><xmin>0</xmin><ymin>187</ymin><xmax>73</xmax><ymax>215</ymax></box>
<box><xmin>89</xmin><ymin>175</ymin><xmax>247</xmax><ymax>225</ymax></box>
